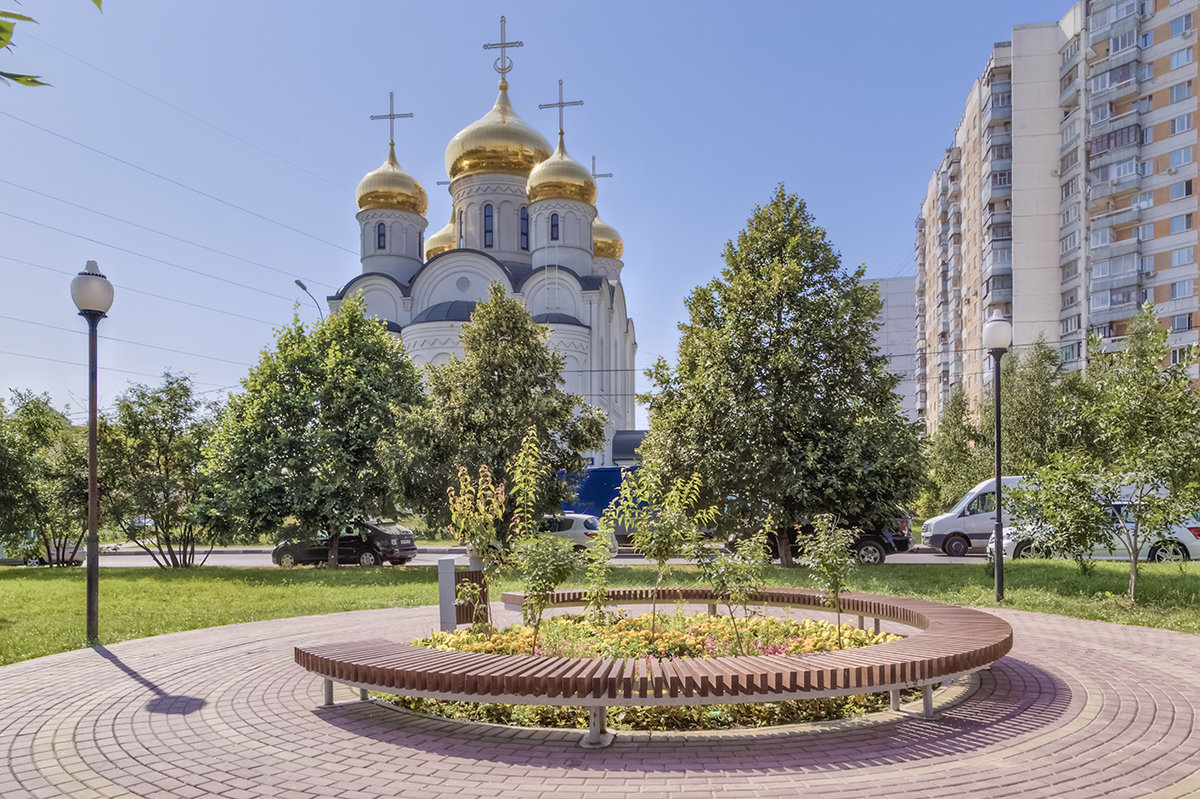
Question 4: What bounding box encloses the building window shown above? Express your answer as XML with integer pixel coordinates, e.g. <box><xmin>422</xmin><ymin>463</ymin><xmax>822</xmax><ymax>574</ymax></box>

<box><xmin>1061</xmin><ymin>178</ymin><xmax>1079</xmax><ymax>199</ymax></box>
<box><xmin>1061</xmin><ymin>315</ymin><xmax>1081</xmax><ymax>335</ymax></box>
<box><xmin>1172</xmin><ymin>279</ymin><xmax>1194</xmax><ymax>299</ymax></box>
<box><xmin>418</xmin><ymin>230</ymin><xmax>423</xmax><ymax>254</ymax></box>
<box><xmin>1172</xmin><ymin>47</ymin><xmax>1194</xmax><ymax>69</ymax></box>
<box><xmin>1111</xmin><ymin>287</ymin><xmax>1137</xmax><ymax>306</ymax></box>
<box><xmin>1091</xmin><ymin>291</ymin><xmax>1111</xmax><ymax>310</ymax></box>
<box><xmin>1062</xmin><ymin>204</ymin><xmax>1080</xmax><ymax>225</ymax></box>
<box><xmin>1171</xmin><ymin>113</ymin><xmax>1194</xmax><ymax>134</ymax></box>
<box><xmin>1170</xmin><ymin>146</ymin><xmax>1194</xmax><ymax>169</ymax></box>
<box><xmin>1171</xmin><ymin>213</ymin><xmax>1193</xmax><ymax>233</ymax></box>
<box><xmin>1091</xmin><ymin>104</ymin><xmax>1112</xmax><ymax>124</ymax></box>
<box><xmin>1143</xmin><ymin>125</ymin><xmax>1155</xmax><ymax>145</ymax></box>
<box><xmin>1136</xmin><ymin>190</ymin><xmax>1154</xmax><ymax>209</ymax></box>
<box><xmin>519</xmin><ymin>206</ymin><xmax>529</xmax><ymax>250</ymax></box>
<box><xmin>458</xmin><ymin>211</ymin><xmax>464</xmax><ymax>246</ymax></box>
<box><xmin>1061</xmin><ymin>231</ymin><xmax>1079</xmax><ymax>253</ymax></box>
<box><xmin>1170</xmin><ymin>313</ymin><xmax>1193</xmax><ymax>331</ymax></box>
<box><xmin>482</xmin><ymin>204</ymin><xmax>494</xmax><ymax>248</ymax></box>
<box><xmin>1062</xmin><ymin>289</ymin><xmax>1079</xmax><ymax>308</ymax></box>
<box><xmin>1139</xmin><ymin>61</ymin><xmax>1155</xmax><ymax>82</ymax></box>
<box><xmin>1061</xmin><ymin>149</ymin><xmax>1079</xmax><ymax>173</ymax></box>
<box><xmin>1062</xmin><ymin>119</ymin><xmax>1080</xmax><ymax>145</ymax></box>
<box><xmin>992</xmin><ymin>171</ymin><xmax>1012</xmax><ymax>187</ymax></box>
<box><xmin>1062</xmin><ymin>36</ymin><xmax>1080</xmax><ymax>66</ymax></box>
<box><xmin>1110</xmin><ymin>30</ymin><xmax>1137</xmax><ymax>54</ymax></box>
<box><xmin>991</xmin><ymin>91</ymin><xmax>1011</xmax><ymax>108</ymax></box>
<box><xmin>1091</xmin><ymin>228</ymin><xmax>1114</xmax><ymax>247</ymax></box>
<box><xmin>1169</xmin><ymin>81</ymin><xmax>1193</xmax><ymax>103</ymax></box>
<box><xmin>1062</xmin><ymin>260</ymin><xmax>1080</xmax><ymax>281</ymax></box>
<box><xmin>1170</xmin><ymin>12</ymin><xmax>1193</xmax><ymax>37</ymax></box>
<box><xmin>990</xmin><ymin>143</ymin><xmax>1012</xmax><ymax>160</ymax></box>
<box><xmin>1171</xmin><ymin>346</ymin><xmax>1189</xmax><ymax>365</ymax></box>
<box><xmin>1140</xmin><ymin>255</ymin><xmax>1155</xmax><ymax>274</ymax></box>
<box><xmin>1171</xmin><ymin>179</ymin><xmax>1194</xmax><ymax>200</ymax></box>
<box><xmin>550</xmin><ymin>213</ymin><xmax>560</xmax><ymax>241</ymax></box>
<box><xmin>1061</xmin><ymin>342</ymin><xmax>1081</xmax><ymax>362</ymax></box>
<box><xmin>1136</xmin><ymin>223</ymin><xmax>1155</xmax><ymax>241</ymax></box>
<box><xmin>1141</xmin><ymin>30</ymin><xmax>1156</xmax><ymax>48</ymax></box>
<box><xmin>376</xmin><ymin>222</ymin><xmax>386</xmax><ymax>250</ymax></box>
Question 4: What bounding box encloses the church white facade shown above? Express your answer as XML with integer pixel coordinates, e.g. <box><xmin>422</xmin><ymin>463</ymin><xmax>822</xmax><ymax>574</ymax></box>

<box><xmin>328</xmin><ymin>43</ymin><xmax>637</xmax><ymax>466</ymax></box>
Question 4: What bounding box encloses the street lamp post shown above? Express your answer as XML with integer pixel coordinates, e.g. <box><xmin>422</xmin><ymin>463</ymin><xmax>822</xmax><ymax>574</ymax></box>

<box><xmin>982</xmin><ymin>310</ymin><xmax>1013</xmax><ymax>602</ymax></box>
<box><xmin>294</xmin><ymin>279</ymin><xmax>324</xmax><ymax>320</ymax></box>
<box><xmin>71</xmin><ymin>261</ymin><xmax>114</xmax><ymax>644</ymax></box>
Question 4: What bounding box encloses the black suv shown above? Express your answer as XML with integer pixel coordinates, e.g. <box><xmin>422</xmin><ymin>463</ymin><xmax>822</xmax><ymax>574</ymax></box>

<box><xmin>272</xmin><ymin>519</ymin><xmax>417</xmax><ymax>567</ymax></box>
<box><xmin>757</xmin><ymin>513</ymin><xmax>912</xmax><ymax>565</ymax></box>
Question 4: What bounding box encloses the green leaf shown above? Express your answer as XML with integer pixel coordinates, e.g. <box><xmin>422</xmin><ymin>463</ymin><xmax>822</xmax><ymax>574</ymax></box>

<box><xmin>0</xmin><ymin>11</ymin><xmax>37</xmax><ymax>23</ymax></box>
<box><xmin>0</xmin><ymin>70</ymin><xmax>48</xmax><ymax>87</ymax></box>
<box><xmin>91</xmin><ymin>0</ymin><xmax>102</xmax><ymax>9</ymax></box>
<box><xmin>0</xmin><ymin>20</ymin><xmax>14</xmax><ymax>48</ymax></box>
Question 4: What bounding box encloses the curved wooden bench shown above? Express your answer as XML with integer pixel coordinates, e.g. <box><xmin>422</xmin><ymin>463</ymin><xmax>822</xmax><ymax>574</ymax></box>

<box><xmin>295</xmin><ymin>587</ymin><xmax>1012</xmax><ymax>747</ymax></box>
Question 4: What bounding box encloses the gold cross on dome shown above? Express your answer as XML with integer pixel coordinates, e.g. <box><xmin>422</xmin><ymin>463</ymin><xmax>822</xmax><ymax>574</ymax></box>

<box><xmin>483</xmin><ymin>16</ymin><xmax>523</xmax><ymax>77</ymax></box>
<box><xmin>590</xmin><ymin>155</ymin><xmax>613</xmax><ymax>181</ymax></box>
<box><xmin>369</xmin><ymin>91</ymin><xmax>414</xmax><ymax>145</ymax></box>
<box><xmin>538</xmin><ymin>79</ymin><xmax>583</xmax><ymax>135</ymax></box>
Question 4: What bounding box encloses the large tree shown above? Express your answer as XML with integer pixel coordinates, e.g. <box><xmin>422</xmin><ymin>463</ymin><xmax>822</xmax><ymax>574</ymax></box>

<box><xmin>384</xmin><ymin>282</ymin><xmax>606</xmax><ymax>531</ymax></box>
<box><xmin>0</xmin><ymin>392</ymin><xmax>86</xmax><ymax>565</ymax></box>
<box><xmin>204</xmin><ymin>294</ymin><xmax>424</xmax><ymax>566</ymax></box>
<box><xmin>639</xmin><ymin>185</ymin><xmax>923</xmax><ymax>548</ymax></box>
<box><xmin>100</xmin><ymin>373</ymin><xmax>216</xmax><ymax>567</ymax></box>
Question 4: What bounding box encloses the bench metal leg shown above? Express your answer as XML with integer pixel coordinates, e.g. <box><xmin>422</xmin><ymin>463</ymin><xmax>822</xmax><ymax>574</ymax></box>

<box><xmin>323</xmin><ymin>678</ymin><xmax>334</xmax><ymax>707</ymax></box>
<box><xmin>890</xmin><ymin>689</ymin><xmax>900</xmax><ymax>711</ymax></box>
<box><xmin>922</xmin><ymin>685</ymin><xmax>934</xmax><ymax>718</ymax></box>
<box><xmin>580</xmin><ymin>706</ymin><xmax>614</xmax><ymax>749</ymax></box>
<box><xmin>707</xmin><ymin>603</ymin><xmax>717</xmax><ymax>616</ymax></box>
<box><xmin>857</xmin><ymin>615</ymin><xmax>864</xmax><ymax>629</ymax></box>
<box><xmin>360</xmin><ymin>688</ymin><xmax>369</xmax><ymax>701</ymax></box>
<box><xmin>873</xmin><ymin>617</ymin><xmax>881</xmax><ymax>634</ymax></box>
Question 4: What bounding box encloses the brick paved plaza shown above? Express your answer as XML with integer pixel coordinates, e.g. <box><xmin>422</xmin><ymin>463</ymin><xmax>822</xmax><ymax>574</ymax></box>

<box><xmin>1</xmin><ymin>603</ymin><xmax>1198</xmax><ymax>798</ymax></box>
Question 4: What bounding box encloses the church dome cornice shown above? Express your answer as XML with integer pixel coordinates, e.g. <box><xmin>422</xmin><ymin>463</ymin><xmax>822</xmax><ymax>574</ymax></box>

<box><xmin>526</xmin><ymin>132</ymin><xmax>596</xmax><ymax>205</ymax></box>
<box><xmin>444</xmin><ymin>80</ymin><xmax>553</xmax><ymax>180</ymax></box>
<box><xmin>356</xmin><ymin>143</ymin><xmax>428</xmax><ymax>215</ymax></box>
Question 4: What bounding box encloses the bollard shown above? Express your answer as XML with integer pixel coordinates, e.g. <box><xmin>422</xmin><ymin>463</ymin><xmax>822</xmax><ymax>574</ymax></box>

<box><xmin>438</xmin><ymin>556</ymin><xmax>458</xmax><ymax>632</ymax></box>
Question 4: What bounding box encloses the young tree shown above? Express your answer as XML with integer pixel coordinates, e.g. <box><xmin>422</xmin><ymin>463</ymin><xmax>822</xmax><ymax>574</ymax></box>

<box><xmin>640</xmin><ymin>185</ymin><xmax>923</xmax><ymax>551</ymax></box>
<box><xmin>0</xmin><ymin>392</ymin><xmax>86</xmax><ymax>565</ymax></box>
<box><xmin>1012</xmin><ymin>306</ymin><xmax>1200</xmax><ymax>600</ymax></box>
<box><xmin>606</xmin><ymin>468</ymin><xmax>717</xmax><ymax>638</ymax></box>
<box><xmin>384</xmin><ymin>282</ymin><xmax>606</xmax><ymax>533</ymax></box>
<box><xmin>100</xmin><ymin>373</ymin><xmax>217</xmax><ymax>567</ymax></box>
<box><xmin>446</xmin><ymin>464</ymin><xmax>507</xmax><ymax>626</ymax></box>
<box><xmin>798</xmin><ymin>514</ymin><xmax>859</xmax><ymax>649</ymax></box>
<box><xmin>205</xmin><ymin>294</ymin><xmax>424</xmax><ymax>566</ymax></box>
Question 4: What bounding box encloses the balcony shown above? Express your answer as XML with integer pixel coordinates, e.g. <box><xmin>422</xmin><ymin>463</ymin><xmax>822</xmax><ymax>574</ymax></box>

<box><xmin>1088</xmin><ymin>109</ymin><xmax>1140</xmax><ymax>140</ymax></box>
<box><xmin>983</xmin><ymin>103</ymin><xmax>1013</xmax><ymax>129</ymax></box>
<box><xmin>983</xmin><ymin>180</ymin><xmax>1013</xmax><ymax>207</ymax></box>
<box><xmin>1089</xmin><ymin>301</ymin><xmax>1138</xmax><ymax>325</ymax></box>
<box><xmin>1088</xmin><ymin>174</ymin><xmax>1140</xmax><ymax>207</ymax></box>
<box><xmin>1090</xmin><ymin>75</ymin><xmax>1140</xmax><ymax>105</ymax></box>
<box><xmin>985</xmin><ymin>128</ymin><xmax>1013</xmax><ymax>149</ymax></box>
<box><xmin>1090</xmin><ymin>205</ymin><xmax>1141</xmax><ymax>230</ymax></box>
<box><xmin>982</xmin><ymin>252</ymin><xmax>1014</xmax><ymax>280</ymax></box>
<box><xmin>984</xmin><ymin>208</ymin><xmax>1012</xmax><ymax>228</ymax></box>
<box><xmin>1089</xmin><ymin>237</ymin><xmax>1141</xmax><ymax>260</ymax></box>
<box><xmin>988</xmin><ymin>287</ymin><xmax>1014</xmax><ymax>304</ymax></box>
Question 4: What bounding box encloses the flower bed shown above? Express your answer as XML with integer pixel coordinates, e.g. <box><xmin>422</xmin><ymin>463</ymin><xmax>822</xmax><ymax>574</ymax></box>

<box><xmin>382</xmin><ymin>611</ymin><xmax>905</xmax><ymax>731</ymax></box>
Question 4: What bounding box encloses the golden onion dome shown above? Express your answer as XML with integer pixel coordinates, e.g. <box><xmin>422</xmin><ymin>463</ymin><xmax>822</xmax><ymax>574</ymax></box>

<box><xmin>356</xmin><ymin>143</ymin><xmax>429</xmax><ymax>215</ymax></box>
<box><xmin>592</xmin><ymin>214</ymin><xmax>624</xmax><ymax>259</ymax></box>
<box><xmin>444</xmin><ymin>79</ymin><xmax>553</xmax><ymax>180</ymax></box>
<box><xmin>425</xmin><ymin>211</ymin><xmax>455</xmax><ymax>260</ymax></box>
<box><xmin>526</xmin><ymin>132</ymin><xmax>597</xmax><ymax>205</ymax></box>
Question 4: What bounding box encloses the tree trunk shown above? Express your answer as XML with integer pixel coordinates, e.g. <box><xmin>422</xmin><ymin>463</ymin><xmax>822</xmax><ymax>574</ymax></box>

<box><xmin>1128</xmin><ymin>554</ymin><xmax>1138</xmax><ymax>601</ymax></box>
<box><xmin>776</xmin><ymin>531</ymin><xmax>794</xmax><ymax>567</ymax></box>
<box><xmin>327</xmin><ymin>528</ymin><xmax>340</xmax><ymax>569</ymax></box>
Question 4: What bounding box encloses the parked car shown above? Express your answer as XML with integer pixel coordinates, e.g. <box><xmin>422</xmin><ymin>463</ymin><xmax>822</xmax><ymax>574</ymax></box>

<box><xmin>272</xmin><ymin>519</ymin><xmax>417</xmax><ymax>567</ymax></box>
<box><xmin>760</xmin><ymin>511</ymin><xmax>912</xmax><ymax>565</ymax></box>
<box><xmin>990</xmin><ymin>506</ymin><xmax>1200</xmax><ymax>562</ymax></box>
<box><xmin>540</xmin><ymin>513</ymin><xmax>617</xmax><ymax>553</ymax></box>
<box><xmin>921</xmin><ymin>477</ymin><xmax>1025</xmax><ymax>556</ymax></box>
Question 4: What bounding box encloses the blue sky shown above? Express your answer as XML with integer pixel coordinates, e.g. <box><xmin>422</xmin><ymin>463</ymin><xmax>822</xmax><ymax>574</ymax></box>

<box><xmin>2</xmin><ymin>0</ymin><xmax>1063</xmax><ymax>426</ymax></box>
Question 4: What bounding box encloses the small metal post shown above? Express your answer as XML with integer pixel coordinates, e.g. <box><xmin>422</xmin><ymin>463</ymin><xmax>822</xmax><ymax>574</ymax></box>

<box><xmin>323</xmin><ymin>678</ymin><xmax>334</xmax><ymax>707</ymax></box>
<box><xmin>359</xmin><ymin>688</ymin><xmax>369</xmax><ymax>701</ymax></box>
<box><xmin>873</xmin><ymin>617</ymin><xmax>881</xmax><ymax>634</ymax></box>
<box><xmin>922</xmin><ymin>685</ymin><xmax>934</xmax><ymax>719</ymax></box>
<box><xmin>857</xmin><ymin>615</ymin><xmax>864</xmax><ymax>629</ymax></box>
<box><xmin>890</xmin><ymin>689</ymin><xmax>900</xmax><ymax>711</ymax></box>
<box><xmin>707</xmin><ymin>602</ymin><xmax>717</xmax><ymax>616</ymax></box>
<box><xmin>438</xmin><ymin>556</ymin><xmax>458</xmax><ymax>632</ymax></box>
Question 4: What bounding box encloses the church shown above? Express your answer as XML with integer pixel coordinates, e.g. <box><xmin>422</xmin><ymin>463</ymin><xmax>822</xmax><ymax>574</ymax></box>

<box><xmin>327</xmin><ymin>20</ymin><xmax>639</xmax><ymax>467</ymax></box>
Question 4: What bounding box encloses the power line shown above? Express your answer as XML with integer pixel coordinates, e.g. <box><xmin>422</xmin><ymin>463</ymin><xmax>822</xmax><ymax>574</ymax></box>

<box><xmin>21</xmin><ymin>30</ymin><xmax>351</xmax><ymax>196</ymax></box>
<box><xmin>0</xmin><ymin>349</ymin><xmax>225</xmax><ymax>386</ymax></box>
<box><xmin>0</xmin><ymin>109</ymin><xmax>357</xmax><ymax>256</ymax></box>
<box><xmin>1</xmin><ymin>255</ymin><xmax>276</xmax><ymax>326</ymax></box>
<box><xmin>0</xmin><ymin>315</ymin><xmax>253</xmax><ymax>367</ymax></box>
<box><xmin>0</xmin><ymin>210</ymin><xmax>295</xmax><ymax>302</ymax></box>
<box><xmin>0</xmin><ymin>177</ymin><xmax>335</xmax><ymax>290</ymax></box>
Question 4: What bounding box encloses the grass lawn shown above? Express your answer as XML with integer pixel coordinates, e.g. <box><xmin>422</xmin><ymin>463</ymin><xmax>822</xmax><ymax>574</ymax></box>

<box><xmin>0</xmin><ymin>559</ymin><xmax>1196</xmax><ymax>667</ymax></box>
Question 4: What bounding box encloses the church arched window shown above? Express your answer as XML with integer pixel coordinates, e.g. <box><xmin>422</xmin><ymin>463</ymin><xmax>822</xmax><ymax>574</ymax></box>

<box><xmin>550</xmin><ymin>213</ymin><xmax>560</xmax><ymax>241</ymax></box>
<box><xmin>458</xmin><ymin>211</ymin><xmax>464</xmax><ymax>247</ymax></box>
<box><xmin>520</xmin><ymin>207</ymin><xmax>529</xmax><ymax>250</ymax></box>
<box><xmin>483</xmin><ymin>204</ymin><xmax>494</xmax><ymax>248</ymax></box>
<box><xmin>376</xmin><ymin>222</ymin><xmax>386</xmax><ymax>250</ymax></box>
<box><xmin>418</xmin><ymin>229</ymin><xmax>423</xmax><ymax>256</ymax></box>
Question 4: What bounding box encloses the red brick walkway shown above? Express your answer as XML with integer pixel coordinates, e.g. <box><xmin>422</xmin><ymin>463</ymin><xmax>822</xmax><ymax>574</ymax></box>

<box><xmin>0</xmin><ymin>604</ymin><xmax>1197</xmax><ymax>798</ymax></box>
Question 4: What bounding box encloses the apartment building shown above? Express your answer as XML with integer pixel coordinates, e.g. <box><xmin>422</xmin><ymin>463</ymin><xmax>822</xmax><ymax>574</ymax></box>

<box><xmin>872</xmin><ymin>276</ymin><xmax>919</xmax><ymax>422</ymax></box>
<box><xmin>915</xmin><ymin>0</ymin><xmax>1200</xmax><ymax>430</ymax></box>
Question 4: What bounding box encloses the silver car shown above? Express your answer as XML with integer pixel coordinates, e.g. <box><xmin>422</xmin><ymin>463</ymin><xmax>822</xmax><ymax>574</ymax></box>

<box><xmin>541</xmin><ymin>513</ymin><xmax>617</xmax><ymax>553</ymax></box>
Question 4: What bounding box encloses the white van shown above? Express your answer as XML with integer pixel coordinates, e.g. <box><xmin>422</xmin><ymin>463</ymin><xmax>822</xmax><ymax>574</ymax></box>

<box><xmin>921</xmin><ymin>477</ymin><xmax>1024</xmax><ymax>556</ymax></box>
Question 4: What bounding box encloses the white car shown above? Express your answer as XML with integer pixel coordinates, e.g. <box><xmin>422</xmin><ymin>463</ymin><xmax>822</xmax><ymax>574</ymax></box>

<box><xmin>990</xmin><ymin>509</ymin><xmax>1200</xmax><ymax>562</ymax></box>
<box><xmin>541</xmin><ymin>513</ymin><xmax>617</xmax><ymax>553</ymax></box>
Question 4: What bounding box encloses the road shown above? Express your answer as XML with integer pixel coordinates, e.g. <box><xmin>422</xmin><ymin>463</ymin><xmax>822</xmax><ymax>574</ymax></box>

<box><xmin>96</xmin><ymin>549</ymin><xmax>982</xmax><ymax>568</ymax></box>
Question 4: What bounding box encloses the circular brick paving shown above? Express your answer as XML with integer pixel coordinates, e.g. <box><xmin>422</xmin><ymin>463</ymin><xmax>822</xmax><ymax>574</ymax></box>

<box><xmin>1</xmin><ymin>603</ymin><xmax>1198</xmax><ymax>798</ymax></box>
